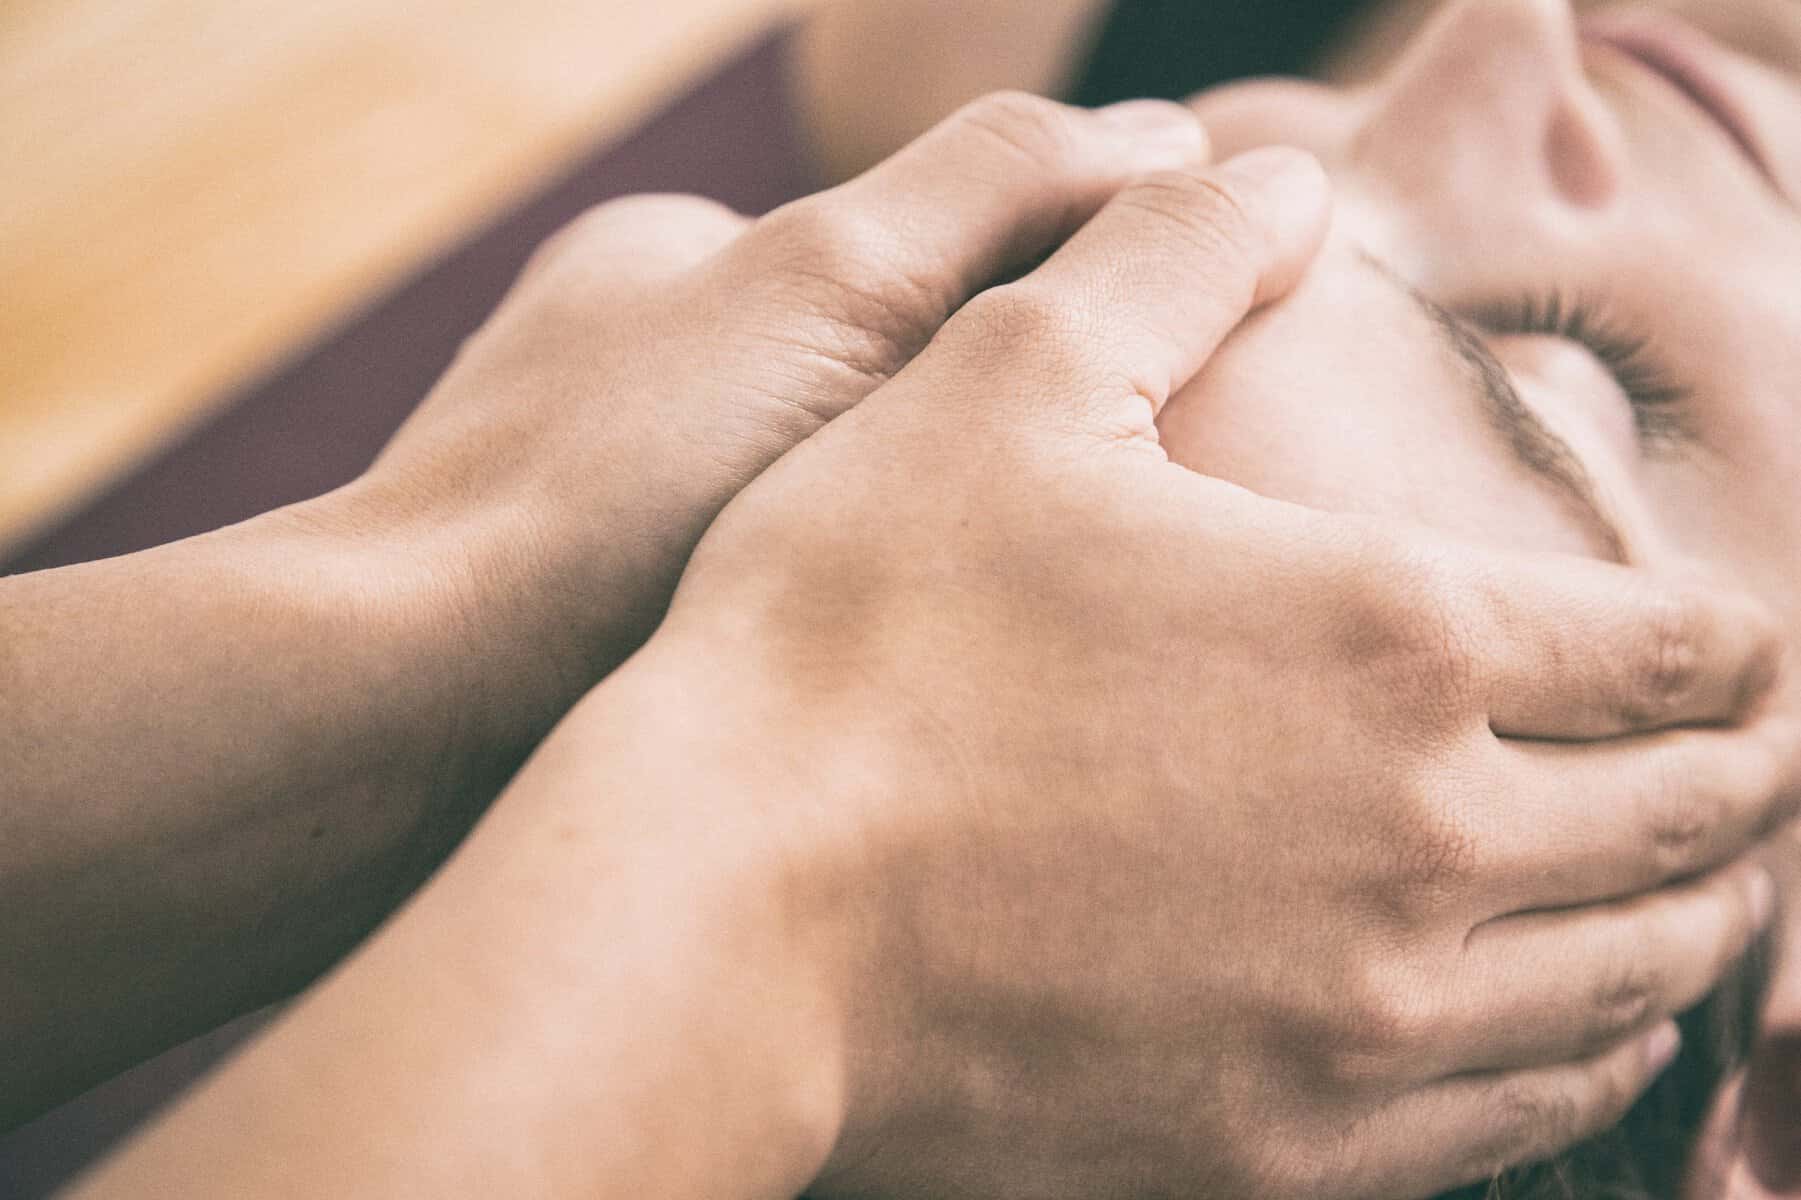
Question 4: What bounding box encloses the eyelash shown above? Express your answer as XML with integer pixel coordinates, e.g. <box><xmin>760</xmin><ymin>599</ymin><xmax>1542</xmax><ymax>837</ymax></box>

<box><xmin>1476</xmin><ymin>291</ymin><xmax>1694</xmax><ymax>448</ymax></box>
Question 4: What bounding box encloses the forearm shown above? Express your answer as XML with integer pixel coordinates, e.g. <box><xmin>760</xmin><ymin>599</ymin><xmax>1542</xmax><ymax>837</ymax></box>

<box><xmin>0</xmin><ymin>486</ymin><xmax>583</xmax><ymax>1124</ymax></box>
<box><xmin>65</xmin><ymin>646</ymin><xmax>848</xmax><ymax>1200</ymax></box>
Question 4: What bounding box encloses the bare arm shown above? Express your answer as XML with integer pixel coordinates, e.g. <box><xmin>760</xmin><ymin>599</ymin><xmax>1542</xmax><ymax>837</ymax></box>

<box><xmin>63</xmin><ymin>654</ymin><xmax>847</xmax><ymax>1200</ymax></box>
<box><xmin>64</xmin><ymin>146</ymin><xmax>1799</xmax><ymax>1200</ymax></box>
<box><xmin>0</xmin><ymin>493</ymin><xmax>579</xmax><ymax>1125</ymax></box>
<box><xmin>0</xmin><ymin>95</ymin><xmax>1208</xmax><ymax>1126</ymax></box>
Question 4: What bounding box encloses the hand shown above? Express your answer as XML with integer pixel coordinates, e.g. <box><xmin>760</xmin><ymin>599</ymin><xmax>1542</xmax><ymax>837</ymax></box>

<box><xmin>638</xmin><ymin>146</ymin><xmax>1800</xmax><ymax>1199</ymax></box>
<box><xmin>325</xmin><ymin>93</ymin><xmax>1211</xmax><ymax>708</ymax></box>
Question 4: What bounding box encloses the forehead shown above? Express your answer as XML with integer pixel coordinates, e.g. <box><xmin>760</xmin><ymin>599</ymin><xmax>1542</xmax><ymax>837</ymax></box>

<box><xmin>1156</xmin><ymin>234</ymin><xmax>1611</xmax><ymax>562</ymax></box>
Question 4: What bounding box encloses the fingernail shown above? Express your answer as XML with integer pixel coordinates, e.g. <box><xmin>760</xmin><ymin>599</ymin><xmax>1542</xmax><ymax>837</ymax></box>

<box><xmin>1219</xmin><ymin>145</ymin><xmax>1328</xmax><ymax>194</ymax></box>
<box><xmin>1094</xmin><ymin>100</ymin><xmax>1209</xmax><ymax>156</ymax></box>
<box><xmin>1749</xmin><ymin>866</ymin><xmax>1777</xmax><ymax>929</ymax></box>
<box><xmin>1647</xmin><ymin>1021</ymin><xmax>1683</xmax><ymax>1074</ymax></box>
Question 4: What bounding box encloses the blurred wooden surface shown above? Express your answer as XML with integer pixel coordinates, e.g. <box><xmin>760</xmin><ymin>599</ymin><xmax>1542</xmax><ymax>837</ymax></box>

<box><xmin>0</xmin><ymin>0</ymin><xmax>815</xmax><ymax>556</ymax></box>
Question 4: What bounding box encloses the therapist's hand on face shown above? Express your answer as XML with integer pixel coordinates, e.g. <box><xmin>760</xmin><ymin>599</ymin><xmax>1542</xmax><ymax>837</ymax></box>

<box><xmin>342</xmin><ymin>93</ymin><xmax>1213</xmax><ymax>691</ymax></box>
<box><xmin>0</xmin><ymin>93</ymin><xmax>1224</xmax><ymax>1129</ymax></box>
<box><xmin>628</xmin><ymin>147</ymin><xmax>1796</xmax><ymax>1200</ymax></box>
<box><xmin>65</xmin><ymin>117</ymin><xmax>1798</xmax><ymax>1200</ymax></box>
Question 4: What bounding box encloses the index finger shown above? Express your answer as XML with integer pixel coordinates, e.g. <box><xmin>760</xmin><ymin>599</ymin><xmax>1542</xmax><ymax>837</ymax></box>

<box><xmin>1457</xmin><ymin>554</ymin><xmax>1786</xmax><ymax>738</ymax></box>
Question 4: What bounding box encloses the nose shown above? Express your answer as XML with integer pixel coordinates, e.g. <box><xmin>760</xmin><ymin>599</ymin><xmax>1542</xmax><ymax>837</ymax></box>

<box><xmin>1353</xmin><ymin>0</ymin><xmax>1625</xmax><ymax>211</ymax></box>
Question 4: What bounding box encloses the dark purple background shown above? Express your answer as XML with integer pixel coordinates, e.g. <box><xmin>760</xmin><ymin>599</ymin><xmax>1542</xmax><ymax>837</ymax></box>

<box><xmin>0</xmin><ymin>30</ymin><xmax>813</xmax><ymax>1195</ymax></box>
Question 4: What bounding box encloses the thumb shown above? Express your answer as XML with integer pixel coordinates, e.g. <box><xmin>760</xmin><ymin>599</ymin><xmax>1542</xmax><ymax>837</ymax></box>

<box><xmin>927</xmin><ymin>146</ymin><xmax>1329</xmax><ymax>433</ymax></box>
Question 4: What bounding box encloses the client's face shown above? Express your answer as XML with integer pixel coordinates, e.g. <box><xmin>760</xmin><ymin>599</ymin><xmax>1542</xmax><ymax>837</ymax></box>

<box><xmin>1170</xmin><ymin>0</ymin><xmax>1801</xmax><ymax>634</ymax></box>
<box><xmin>1162</xmin><ymin>1</ymin><xmax>1801</xmax><ymax>1194</ymax></box>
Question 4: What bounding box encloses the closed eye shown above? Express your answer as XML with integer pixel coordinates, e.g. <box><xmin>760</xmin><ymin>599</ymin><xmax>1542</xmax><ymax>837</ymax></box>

<box><xmin>1470</xmin><ymin>291</ymin><xmax>1695</xmax><ymax>452</ymax></box>
<box><xmin>1355</xmin><ymin>252</ymin><xmax>1631</xmax><ymax>564</ymax></box>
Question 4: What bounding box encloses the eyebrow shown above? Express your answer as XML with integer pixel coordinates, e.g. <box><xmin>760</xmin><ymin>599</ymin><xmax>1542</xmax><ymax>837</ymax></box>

<box><xmin>1356</xmin><ymin>253</ymin><xmax>1630</xmax><ymax>564</ymax></box>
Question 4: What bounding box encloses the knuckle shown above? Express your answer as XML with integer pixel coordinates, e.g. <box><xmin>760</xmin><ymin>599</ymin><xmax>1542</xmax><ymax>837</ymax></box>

<box><xmin>554</xmin><ymin>195</ymin><xmax>705</xmax><ymax>259</ymax></box>
<box><xmin>1587</xmin><ymin>955</ymin><xmax>1663</xmax><ymax>1047</ymax></box>
<box><xmin>1340</xmin><ymin>547</ymin><xmax>1481</xmax><ymax>732</ymax></box>
<box><xmin>525</xmin><ymin>194</ymin><xmax>739</xmax><ymax>284</ymax></box>
<box><xmin>756</xmin><ymin>196</ymin><xmax>891</xmax><ymax>282</ymax></box>
<box><xmin>1322</xmin><ymin>962</ymin><xmax>1437</xmax><ymax>1083</ymax></box>
<box><xmin>951</xmin><ymin>91</ymin><xmax>1082</xmax><ymax>175</ymax></box>
<box><xmin>740</xmin><ymin>198</ymin><xmax>941</xmax><ymax>383</ymax></box>
<box><xmin>952</xmin><ymin>282</ymin><xmax>1092</xmax><ymax>361</ymax></box>
<box><xmin>1400</xmin><ymin>797</ymin><xmax>1480</xmax><ymax>900</ymax></box>
<box><xmin>1115</xmin><ymin>168</ymin><xmax>1264</xmax><ymax>269</ymax></box>
<box><xmin>1370</xmin><ymin>771</ymin><xmax>1480</xmax><ymax>910</ymax></box>
<box><xmin>1482</xmin><ymin>1079</ymin><xmax>1583</xmax><ymax>1168</ymax></box>
<box><xmin>1620</xmin><ymin>589</ymin><xmax>1705</xmax><ymax>726</ymax></box>
<box><xmin>1644</xmin><ymin>760</ymin><xmax>1727</xmax><ymax>874</ymax></box>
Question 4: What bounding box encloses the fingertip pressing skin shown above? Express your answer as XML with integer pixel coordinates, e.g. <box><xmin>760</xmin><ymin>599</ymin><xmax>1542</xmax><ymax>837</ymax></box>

<box><xmin>1214</xmin><ymin>146</ymin><xmax>1335</xmax><ymax>304</ymax></box>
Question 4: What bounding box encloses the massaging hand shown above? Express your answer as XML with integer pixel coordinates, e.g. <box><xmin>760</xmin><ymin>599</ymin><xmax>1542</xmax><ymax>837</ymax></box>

<box><xmin>0</xmin><ymin>93</ymin><xmax>1218</xmax><ymax>1126</ymax></box>
<box><xmin>645</xmin><ymin>148</ymin><xmax>1800</xmax><ymax>1199</ymax></box>
<box><xmin>348</xmin><ymin>92</ymin><xmax>1210</xmax><ymax>687</ymax></box>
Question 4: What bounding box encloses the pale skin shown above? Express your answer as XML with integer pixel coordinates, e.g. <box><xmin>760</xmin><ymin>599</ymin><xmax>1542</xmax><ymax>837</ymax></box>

<box><xmin>1177</xmin><ymin>2</ymin><xmax>1801</xmax><ymax>1191</ymax></box>
<box><xmin>804</xmin><ymin>0</ymin><xmax>1801</xmax><ymax>1190</ymax></box>
<box><xmin>0</xmin><ymin>95</ymin><xmax>1220</xmax><ymax>1125</ymax></box>
<box><xmin>58</xmin><ymin>124</ymin><xmax>1800</xmax><ymax>1200</ymax></box>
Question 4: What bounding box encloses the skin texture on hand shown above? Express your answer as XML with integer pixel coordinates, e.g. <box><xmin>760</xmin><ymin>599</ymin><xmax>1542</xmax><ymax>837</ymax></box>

<box><xmin>656</xmin><ymin>148</ymin><xmax>1798</xmax><ymax>1199</ymax></box>
<box><xmin>63</xmin><ymin>658</ymin><xmax>862</xmax><ymax>1200</ymax></box>
<box><xmin>75</xmin><ymin>140</ymin><xmax>1801</xmax><ymax>1200</ymax></box>
<box><xmin>0</xmin><ymin>94</ymin><xmax>1214</xmax><ymax>1126</ymax></box>
<box><xmin>352</xmin><ymin>92</ymin><xmax>1219</xmax><ymax>688</ymax></box>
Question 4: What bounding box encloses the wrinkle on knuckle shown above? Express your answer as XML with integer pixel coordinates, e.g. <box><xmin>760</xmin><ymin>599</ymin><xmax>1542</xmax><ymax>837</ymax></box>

<box><xmin>1342</xmin><ymin>553</ymin><xmax>1481</xmax><ymax>735</ymax></box>
<box><xmin>953</xmin><ymin>284</ymin><xmax>1092</xmax><ymax>365</ymax></box>
<box><xmin>749</xmin><ymin>202</ymin><xmax>947</xmax><ymax>382</ymax></box>
<box><xmin>952</xmin><ymin>91</ymin><xmax>1082</xmax><ymax>178</ymax></box>
<box><xmin>1587</xmin><ymin>956</ymin><xmax>1661</xmax><ymax>1048</ymax></box>
<box><xmin>1324</xmin><ymin>960</ymin><xmax>1437</xmax><ymax>1084</ymax></box>
<box><xmin>1485</xmin><ymin>1080</ymin><xmax>1581</xmax><ymax>1167</ymax></box>
<box><xmin>1619</xmin><ymin>589</ymin><xmax>1704</xmax><ymax>727</ymax></box>
<box><xmin>758</xmin><ymin>199</ymin><xmax>886</xmax><ymax>283</ymax></box>
<box><xmin>1395</xmin><ymin>816</ymin><xmax>1479</xmax><ymax>907</ymax></box>
<box><xmin>1115</xmin><ymin>172</ymin><xmax>1260</xmax><ymax>275</ymax></box>
<box><xmin>1644</xmin><ymin>767</ymin><xmax>1723</xmax><ymax>874</ymax></box>
<box><xmin>1369</xmin><ymin>767</ymin><xmax>1480</xmax><ymax>913</ymax></box>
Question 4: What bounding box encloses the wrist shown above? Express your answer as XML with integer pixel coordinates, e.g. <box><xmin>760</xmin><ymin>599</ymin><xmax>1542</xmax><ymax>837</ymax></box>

<box><xmin>69</xmin><ymin>636</ymin><xmax>855</xmax><ymax>1200</ymax></box>
<box><xmin>482</xmin><ymin>640</ymin><xmax>871</xmax><ymax>1196</ymax></box>
<box><xmin>270</xmin><ymin>479</ymin><xmax>597</xmax><ymax>785</ymax></box>
<box><xmin>344</xmin><ymin>413</ymin><xmax>739</xmax><ymax>693</ymax></box>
